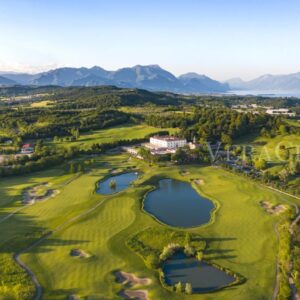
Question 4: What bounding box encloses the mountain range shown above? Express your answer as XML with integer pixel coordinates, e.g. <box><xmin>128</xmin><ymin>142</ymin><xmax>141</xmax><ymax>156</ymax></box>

<box><xmin>1</xmin><ymin>65</ymin><xmax>300</xmax><ymax>93</ymax></box>
<box><xmin>0</xmin><ymin>65</ymin><xmax>229</xmax><ymax>93</ymax></box>
<box><xmin>226</xmin><ymin>72</ymin><xmax>300</xmax><ymax>91</ymax></box>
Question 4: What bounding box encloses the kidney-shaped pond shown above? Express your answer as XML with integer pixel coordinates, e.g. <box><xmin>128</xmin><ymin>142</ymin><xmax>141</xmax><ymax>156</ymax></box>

<box><xmin>143</xmin><ymin>179</ymin><xmax>214</xmax><ymax>228</ymax></box>
<box><xmin>163</xmin><ymin>252</ymin><xmax>235</xmax><ymax>293</ymax></box>
<box><xmin>96</xmin><ymin>172</ymin><xmax>139</xmax><ymax>195</ymax></box>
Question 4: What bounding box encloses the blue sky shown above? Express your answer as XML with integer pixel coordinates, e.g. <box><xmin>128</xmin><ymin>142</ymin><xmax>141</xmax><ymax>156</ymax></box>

<box><xmin>0</xmin><ymin>0</ymin><xmax>300</xmax><ymax>80</ymax></box>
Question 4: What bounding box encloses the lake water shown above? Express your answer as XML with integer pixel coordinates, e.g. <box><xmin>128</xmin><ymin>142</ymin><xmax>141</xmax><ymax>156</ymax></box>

<box><xmin>143</xmin><ymin>179</ymin><xmax>214</xmax><ymax>228</ymax></box>
<box><xmin>162</xmin><ymin>252</ymin><xmax>235</xmax><ymax>293</ymax></box>
<box><xmin>226</xmin><ymin>90</ymin><xmax>300</xmax><ymax>98</ymax></box>
<box><xmin>96</xmin><ymin>172</ymin><xmax>139</xmax><ymax>195</ymax></box>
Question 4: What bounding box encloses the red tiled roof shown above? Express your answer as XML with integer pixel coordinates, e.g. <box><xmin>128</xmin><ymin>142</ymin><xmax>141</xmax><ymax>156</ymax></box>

<box><xmin>22</xmin><ymin>143</ymin><xmax>34</xmax><ymax>148</ymax></box>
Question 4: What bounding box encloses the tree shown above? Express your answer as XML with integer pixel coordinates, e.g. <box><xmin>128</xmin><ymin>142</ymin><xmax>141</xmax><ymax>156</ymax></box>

<box><xmin>70</xmin><ymin>128</ymin><xmax>80</xmax><ymax>140</ymax></box>
<box><xmin>35</xmin><ymin>139</ymin><xmax>43</xmax><ymax>152</ymax></box>
<box><xmin>185</xmin><ymin>283</ymin><xmax>193</xmax><ymax>295</ymax></box>
<box><xmin>184</xmin><ymin>232</ymin><xmax>191</xmax><ymax>245</ymax></box>
<box><xmin>184</xmin><ymin>244</ymin><xmax>195</xmax><ymax>257</ymax></box>
<box><xmin>171</xmin><ymin>148</ymin><xmax>188</xmax><ymax>164</ymax></box>
<box><xmin>69</xmin><ymin>163</ymin><xmax>76</xmax><ymax>174</ymax></box>
<box><xmin>145</xmin><ymin>253</ymin><xmax>159</xmax><ymax>269</ymax></box>
<box><xmin>221</xmin><ymin>133</ymin><xmax>232</xmax><ymax>146</ymax></box>
<box><xmin>278</xmin><ymin>125</ymin><xmax>289</xmax><ymax>135</ymax></box>
<box><xmin>175</xmin><ymin>281</ymin><xmax>183</xmax><ymax>293</ymax></box>
<box><xmin>196</xmin><ymin>251</ymin><xmax>204</xmax><ymax>261</ymax></box>
<box><xmin>289</xmin><ymin>156</ymin><xmax>300</xmax><ymax>175</ymax></box>
<box><xmin>109</xmin><ymin>179</ymin><xmax>116</xmax><ymax>189</ymax></box>
<box><xmin>14</xmin><ymin>136</ymin><xmax>22</xmax><ymax>148</ymax></box>
<box><xmin>278</xmin><ymin>168</ymin><xmax>290</xmax><ymax>183</ymax></box>
<box><xmin>254</xmin><ymin>159</ymin><xmax>267</xmax><ymax>170</ymax></box>
<box><xmin>77</xmin><ymin>163</ymin><xmax>85</xmax><ymax>173</ymax></box>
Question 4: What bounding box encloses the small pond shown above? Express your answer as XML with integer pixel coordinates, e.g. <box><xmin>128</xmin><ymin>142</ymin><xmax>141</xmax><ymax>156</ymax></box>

<box><xmin>96</xmin><ymin>172</ymin><xmax>139</xmax><ymax>195</ymax></box>
<box><xmin>143</xmin><ymin>179</ymin><xmax>214</xmax><ymax>228</ymax></box>
<box><xmin>162</xmin><ymin>252</ymin><xmax>235</xmax><ymax>293</ymax></box>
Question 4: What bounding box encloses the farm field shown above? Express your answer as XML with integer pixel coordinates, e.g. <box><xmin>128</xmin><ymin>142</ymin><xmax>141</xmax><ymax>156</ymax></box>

<box><xmin>0</xmin><ymin>153</ymin><xmax>296</xmax><ymax>300</ymax></box>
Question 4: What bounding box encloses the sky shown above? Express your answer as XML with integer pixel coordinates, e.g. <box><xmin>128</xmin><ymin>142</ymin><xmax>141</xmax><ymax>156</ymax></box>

<box><xmin>0</xmin><ymin>0</ymin><xmax>300</xmax><ymax>80</ymax></box>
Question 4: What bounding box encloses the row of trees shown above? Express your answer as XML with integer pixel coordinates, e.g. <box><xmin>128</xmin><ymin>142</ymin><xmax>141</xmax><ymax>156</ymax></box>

<box><xmin>0</xmin><ymin>107</ymin><xmax>130</xmax><ymax>139</ymax></box>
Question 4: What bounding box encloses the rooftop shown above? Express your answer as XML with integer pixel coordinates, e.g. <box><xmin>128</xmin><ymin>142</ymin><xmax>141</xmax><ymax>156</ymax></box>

<box><xmin>151</xmin><ymin>136</ymin><xmax>185</xmax><ymax>141</ymax></box>
<box><xmin>22</xmin><ymin>143</ymin><xmax>34</xmax><ymax>148</ymax></box>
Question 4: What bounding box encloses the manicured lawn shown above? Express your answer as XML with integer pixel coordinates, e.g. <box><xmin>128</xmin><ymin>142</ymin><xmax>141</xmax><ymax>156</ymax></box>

<box><xmin>0</xmin><ymin>154</ymin><xmax>295</xmax><ymax>299</ymax></box>
<box><xmin>47</xmin><ymin>123</ymin><xmax>178</xmax><ymax>150</ymax></box>
<box><xmin>239</xmin><ymin>133</ymin><xmax>300</xmax><ymax>163</ymax></box>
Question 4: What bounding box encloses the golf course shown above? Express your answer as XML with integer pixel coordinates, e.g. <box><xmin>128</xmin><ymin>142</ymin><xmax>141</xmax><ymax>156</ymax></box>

<box><xmin>0</xmin><ymin>153</ymin><xmax>295</xmax><ymax>299</ymax></box>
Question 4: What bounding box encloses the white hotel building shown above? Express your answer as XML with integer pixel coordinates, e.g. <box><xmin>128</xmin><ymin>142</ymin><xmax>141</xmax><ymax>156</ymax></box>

<box><xmin>149</xmin><ymin>136</ymin><xmax>187</xmax><ymax>149</ymax></box>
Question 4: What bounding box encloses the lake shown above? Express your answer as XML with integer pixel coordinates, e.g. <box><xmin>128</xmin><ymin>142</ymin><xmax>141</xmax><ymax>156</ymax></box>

<box><xmin>96</xmin><ymin>172</ymin><xmax>139</xmax><ymax>195</ymax></box>
<box><xmin>143</xmin><ymin>179</ymin><xmax>214</xmax><ymax>228</ymax></box>
<box><xmin>162</xmin><ymin>252</ymin><xmax>235</xmax><ymax>293</ymax></box>
<box><xmin>226</xmin><ymin>90</ymin><xmax>300</xmax><ymax>98</ymax></box>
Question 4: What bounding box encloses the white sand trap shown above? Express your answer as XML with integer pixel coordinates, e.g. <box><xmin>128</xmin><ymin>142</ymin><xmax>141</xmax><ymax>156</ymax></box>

<box><xmin>23</xmin><ymin>183</ymin><xmax>59</xmax><ymax>205</ymax></box>
<box><xmin>260</xmin><ymin>201</ymin><xmax>287</xmax><ymax>215</ymax></box>
<box><xmin>115</xmin><ymin>271</ymin><xmax>151</xmax><ymax>287</ymax></box>
<box><xmin>122</xmin><ymin>289</ymin><xmax>150</xmax><ymax>300</ymax></box>
<box><xmin>70</xmin><ymin>249</ymin><xmax>91</xmax><ymax>258</ymax></box>
<box><xmin>194</xmin><ymin>179</ymin><xmax>204</xmax><ymax>185</ymax></box>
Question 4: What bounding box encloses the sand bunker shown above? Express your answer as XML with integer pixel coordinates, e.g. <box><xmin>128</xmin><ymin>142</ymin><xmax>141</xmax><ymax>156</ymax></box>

<box><xmin>116</xmin><ymin>271</ymin><xmax>151</xmax><ymax>300</ymax></box>
<box><xmin>70</xmin><ymin>249</ymin><xmax>90</xmax><ymax>258</ymax></box>
<box><xmin>23</xmin><ymin>183</ymin><xmax>59</xmax><ymax>205</ymax></box>
<box><xmin>260</xmin><ymin>201</ymin><xmax>287</xmax><ymax>215</ymax></box>
<box><xmin>180</xmin><ymin>171</ymin><xmax>190</xmax><ymax>176</ymax></box>
<box><xmin>69</xmin><ymin>295</ymin><xmax>80</xmax><ymax>300</ymax></box>
<box><xmin>194</xmin><ymin>179</ymin><xmax>204</xmax><ymax>185</ymax></box>
<box><xmin>120</xmin><ymin>289</ymin><xmax>150</xmax><ymax>300</ymax></box>
<box><xmin>115</xmin><ymin>271</ymin><xmax>151</xmax><ymax>287</ymax></box>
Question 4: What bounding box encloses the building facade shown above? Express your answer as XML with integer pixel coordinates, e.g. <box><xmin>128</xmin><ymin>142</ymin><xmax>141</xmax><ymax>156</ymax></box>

<box><xmin>266</xmin><ymin>109</ymin><xmax>296</xmax><ymax>117</ymax></box>
<box><xmin>149</xmin><ymin>136</ymin><xmax>187</xmax><ymax>149</ymax></box>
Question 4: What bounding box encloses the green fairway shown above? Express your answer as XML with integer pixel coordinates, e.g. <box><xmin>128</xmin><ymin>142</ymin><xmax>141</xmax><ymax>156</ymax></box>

<box><xmin>238</xmin><ymin>132</ymin><xmax>300</xmax><ymax>164</ymax></box>
<box><xmin>47</xmin><ymin>123</ymin><xmax>178</xmax><ymax>150</ymax></box>
<box><xmin>0</xmin><ymin>153</ymin><xmax>295</xmax><ymax>299</ymax></box>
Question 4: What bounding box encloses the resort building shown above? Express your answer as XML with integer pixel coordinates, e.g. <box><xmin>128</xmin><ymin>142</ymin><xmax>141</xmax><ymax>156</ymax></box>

<box><xmin>143</xmin><ymin>136</ymin><xmax>187</xmax><ymax>155</ymax></box>
<box><xmin>149</xmin><ymin>136</ymin><xmax>187</xmax><ymax>149</ymax></box>
<box><xmin>21</xmin><ymin>143</ymin><xmax>35</xmax><ymax>154</ymax></box>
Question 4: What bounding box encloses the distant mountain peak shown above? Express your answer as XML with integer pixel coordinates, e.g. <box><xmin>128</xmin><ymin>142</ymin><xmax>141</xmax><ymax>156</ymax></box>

<box><xmin>226</xmin><ymin>71</ymin><xmax>300</xmax><ymax>91</ymax></box>
<box><xmin>0</xmin><ymin>65</ymin><xmax>229</xmax><ymax>93</ymax></box>
<box><xmin>0</xmin><ymin>75</ymin><xmax>17</xmax><ymax>86</ymax></box>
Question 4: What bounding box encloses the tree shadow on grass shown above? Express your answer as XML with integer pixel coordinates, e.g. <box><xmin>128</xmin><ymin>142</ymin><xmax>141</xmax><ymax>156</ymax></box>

<box><xmin>201</xmin><ymin>237</ymin><xmax>237</xmax><ymax>260</ymax></box>
<box><xmin>204</xmin><ymin>249</ymin><xmax>236</xmax><ymax>261</ymax></box>
<box><xmin>46</xmin><ymin>288</ymin><xmax>81</xmax><ymax>299</ymax></box>
<box><xmin>0</xmin><ymin>211</ymin><xmax>90</xmax><ymax>256</ymax></box>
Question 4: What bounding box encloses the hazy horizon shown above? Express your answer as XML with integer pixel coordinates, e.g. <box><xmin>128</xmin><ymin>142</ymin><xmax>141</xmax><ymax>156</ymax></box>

<box><xmin>1</xmin><ymin>0</ymin><xmax>300</xmax><ymax>81</ymax></box>
<box><xmin>2</xmin><ymin>64</ymin><xmax>300</xmax><ymax>83</ymax></box>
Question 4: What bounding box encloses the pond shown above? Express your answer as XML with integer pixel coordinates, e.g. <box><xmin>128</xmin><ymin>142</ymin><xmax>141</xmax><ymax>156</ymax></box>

<box><xmin>162</xmin><ymin>252</ymin><xmax>235</xmax><ymax>293</ymax></box>
<box><xmin>143</xmin><ymin>179</ymin><xmax>214</xmax><ymax>228</ymax></box>
<box><xmin>96</xmin><ymin>172</ymin><xmax>139</xmax><ymax>195</ymax></box>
